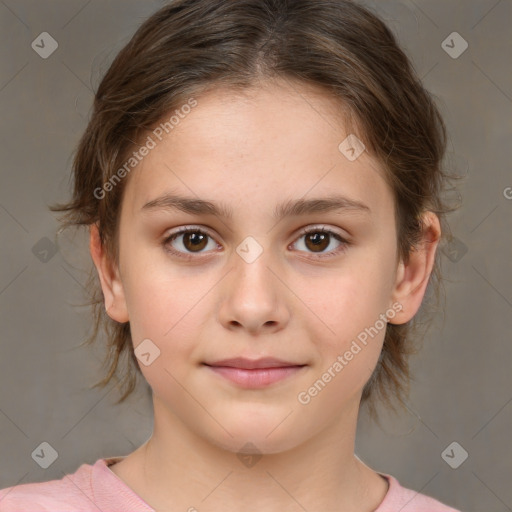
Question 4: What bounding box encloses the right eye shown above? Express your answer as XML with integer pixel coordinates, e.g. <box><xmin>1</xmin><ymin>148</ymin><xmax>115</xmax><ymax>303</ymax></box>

<box><xmin>162</xmin><ymin>226</ymin><xmax>220</xmax><ymax>259</ymax></box>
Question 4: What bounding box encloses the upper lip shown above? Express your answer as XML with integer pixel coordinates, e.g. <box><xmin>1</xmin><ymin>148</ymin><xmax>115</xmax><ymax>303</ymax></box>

<box><xmin>204</xmin><ymin>357</ymin><xmax>305</xmax><ymax>369</ymax></box>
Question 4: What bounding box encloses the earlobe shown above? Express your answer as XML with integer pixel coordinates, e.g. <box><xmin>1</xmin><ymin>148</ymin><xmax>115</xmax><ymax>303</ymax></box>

<box><xmin>388</xmin><ymin>212</ymin><xmax>441</xmax><ymax>325</ymax></box>
<box><xmin>89</xmin><ymin>223</ymin><xmax>129</xmax><ymax>323</ymax></box>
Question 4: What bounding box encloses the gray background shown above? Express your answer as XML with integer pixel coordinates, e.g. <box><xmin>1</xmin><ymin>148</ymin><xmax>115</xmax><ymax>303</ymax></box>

<box><xmin>0</xmin><ymin>1</ymin><xmax>511</xmax><ymax>511</ymax></box>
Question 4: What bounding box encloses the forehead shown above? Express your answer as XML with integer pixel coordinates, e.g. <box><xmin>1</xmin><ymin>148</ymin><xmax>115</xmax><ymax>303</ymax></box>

<box><xmin>122</xmin><ymin>80</ymin><xmax>392</xmax><ymax>222</ymax></box>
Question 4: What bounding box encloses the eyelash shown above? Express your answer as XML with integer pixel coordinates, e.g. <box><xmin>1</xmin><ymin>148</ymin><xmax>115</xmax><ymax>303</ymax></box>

<box><xmin>162</xmin><ymin>225</ymin><xmax>350</xmax><ymax>261</ymax></box>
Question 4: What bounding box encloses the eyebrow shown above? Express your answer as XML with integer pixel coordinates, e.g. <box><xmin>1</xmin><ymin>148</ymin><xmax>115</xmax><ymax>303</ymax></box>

<box><xmin>141</xmin><ymin>192</ymin><xmax>371</xmax><ymax>220</ymax></box>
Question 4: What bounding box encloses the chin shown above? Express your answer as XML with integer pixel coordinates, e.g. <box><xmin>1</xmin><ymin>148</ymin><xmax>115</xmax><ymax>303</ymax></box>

<box><xmin>212</xmin><ymin>434</ymin><xmax>301</xmax><ymax>457</ymax></box>
<box><xmin>200</xmin><ymin>415</ymin><xmax>307</xmax><ymax>457</ymax></box>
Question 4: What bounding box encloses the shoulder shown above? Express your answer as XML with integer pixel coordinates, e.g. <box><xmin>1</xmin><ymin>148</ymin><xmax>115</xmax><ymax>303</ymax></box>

<box><xmin>0</xmin><ymin>460</ymin><xmax>97</xmax><ymax>512</ymax></box>
<box><xmin>376</xmin><ymin>473</ymin><xmax>462</xmax><ymax>512</ymax></box>
<box><xmin>0</xmin><ymin>456</ymin><xmax>155</xmax><ymax>512</ymax></box>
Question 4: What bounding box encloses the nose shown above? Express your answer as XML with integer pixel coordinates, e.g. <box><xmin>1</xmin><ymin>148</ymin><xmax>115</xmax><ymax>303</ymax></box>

<box><xmin>217</xmin><ymin>247</ymin><xmax>290</xmax><ymax>335</ymax></box>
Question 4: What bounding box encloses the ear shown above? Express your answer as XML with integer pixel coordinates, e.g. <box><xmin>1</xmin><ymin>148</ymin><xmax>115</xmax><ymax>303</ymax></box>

<box><xmin>388</xmin><ymin>211</ymin><xmax>441</xmax><ymax>324</ymax></box>
<box><xmin>89</xmin><ymin>223</ymin><xmax>129</xmax><ymax>323</ymax></box>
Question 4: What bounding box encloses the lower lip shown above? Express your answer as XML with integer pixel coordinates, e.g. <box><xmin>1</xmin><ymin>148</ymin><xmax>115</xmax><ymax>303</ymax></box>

<box><xmin>204</xmin><ymin>365</ymin><xmax>305</xmax><ymax>388</ymax></box>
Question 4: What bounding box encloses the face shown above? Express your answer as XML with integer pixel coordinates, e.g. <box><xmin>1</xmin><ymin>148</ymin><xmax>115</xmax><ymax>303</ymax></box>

<box><xmin>93</xmin><ymin>79</ymin><xmax>434</xmax><ymax>455</ymax></box>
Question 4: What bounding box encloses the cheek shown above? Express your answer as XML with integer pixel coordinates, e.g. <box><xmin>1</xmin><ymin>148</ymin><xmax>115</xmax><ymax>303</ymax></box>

<box><xmin>121</xmin><ymin>243</ymin><xmax>192</xmax><ymax>333</ymax></box>
<box><xmin>312</xmin><ymin>269</ymin><xmax>390</xmax><ymax>337</ymax></box>
<box><xmin>122</xmin><ymin>253</ymin><xmax>218</xmax><ymax>374</ymax></box>
<box><xmin>302</xmin><ymin>283</ymin><xmax>386</xmax><ymax>409</ymax></box>
<box><xmin>125</xmin><ymin>275</ymin><xmax>204</xmax><ymax>399</ymax></box>
<box><xmin>302</xmin><ymin>260</ymin><xmax>391</xmax><ymax>380</ymax></box>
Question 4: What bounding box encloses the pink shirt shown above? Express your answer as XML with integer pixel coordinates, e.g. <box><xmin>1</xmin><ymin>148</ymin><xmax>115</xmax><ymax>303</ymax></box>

<box><xmin>0</xmin><ymin>456</ymin><xmax>461</xmax><ymax>511</ymax></box>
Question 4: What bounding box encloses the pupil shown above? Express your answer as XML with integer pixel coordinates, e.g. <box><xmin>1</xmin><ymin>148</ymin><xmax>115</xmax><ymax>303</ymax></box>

<box><xmin>190</xmin><ymin>233</ymin><xmax>202</xmax><ymax>244</ymax></box>
<box><xmin>308</xmin><ymin>232</ymin><xmax>328</xmax><ymax>252</ymax></box>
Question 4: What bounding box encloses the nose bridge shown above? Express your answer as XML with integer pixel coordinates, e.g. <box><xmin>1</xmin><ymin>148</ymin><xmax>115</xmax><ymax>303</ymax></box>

<box><xmin>231</xmin><ymin>234</ymin><xmax>277</xmax><ymax>295</ymax></box>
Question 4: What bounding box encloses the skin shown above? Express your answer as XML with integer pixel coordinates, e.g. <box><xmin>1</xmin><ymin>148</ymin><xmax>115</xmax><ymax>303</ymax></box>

<box><xmin>90</xmin><ymin>78</ymin><xmax>441</xmax><ymax>512</ymax></box>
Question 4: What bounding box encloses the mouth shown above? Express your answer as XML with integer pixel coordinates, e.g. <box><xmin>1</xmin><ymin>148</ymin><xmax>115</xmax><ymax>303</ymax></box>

<box><xmin>204</xmin><ymin>357</ymin><xmax>305</xmax><ymax>369</ymax></box>
<box><xmin>202</xmin><ymin>357</ymin><xmax>307</xmax><ymax>388</ymax></box>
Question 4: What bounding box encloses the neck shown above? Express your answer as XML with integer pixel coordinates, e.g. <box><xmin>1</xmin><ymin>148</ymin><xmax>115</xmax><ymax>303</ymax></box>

<box><xmin>111</xmin><ymin>393</ymin><xmax>388</xmax><ymax>512</ymax></box>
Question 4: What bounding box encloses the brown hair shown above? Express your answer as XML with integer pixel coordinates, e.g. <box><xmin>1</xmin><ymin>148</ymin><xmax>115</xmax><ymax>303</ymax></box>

<box><xmin>50</xmin><ymin>0</ymin><xmax>460</xmax><ymax>421</ymax></box>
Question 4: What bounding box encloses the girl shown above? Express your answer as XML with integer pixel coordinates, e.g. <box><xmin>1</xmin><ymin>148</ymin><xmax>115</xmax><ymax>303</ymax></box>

<box><xmin>0</xmin><ymin>0</ymin><xmax>462</xmax><ymax>510</ymax></box>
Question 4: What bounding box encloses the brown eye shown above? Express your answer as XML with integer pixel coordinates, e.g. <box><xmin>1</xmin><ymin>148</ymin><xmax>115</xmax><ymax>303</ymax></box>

<box><xmin>162</xmin><ymin>225</ymin><xmax>349</xmax><ymax>261</ymax></box>
<box><xmin>304</xmin><ymin>231</ymin><xmax>330</xmax><ymax>252</ymax></box>
<box><xmin>181</xmin><ymin>231</ymin><xmax>208</xmax><ymax>252</ymax></box>
<box><xmin>292</xmin><ymin>227</ymin><xmax>349</xmax><ymax>257</ymax></box>
<box><xmin>163</xmin><ymin>228</ymin><xmax>217</xmax><ymax>257</ymax></box>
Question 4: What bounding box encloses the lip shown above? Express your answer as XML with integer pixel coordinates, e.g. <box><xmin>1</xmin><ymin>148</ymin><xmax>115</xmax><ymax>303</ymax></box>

<box><xmin>205</xmin><ymin>357</ymin><xmax>303</xmax><ymax>369</ymax></box>
<box><xmin>203</xmin><ymin>357</ymin><xmax>307</xmax><ymax>389</ymax></box>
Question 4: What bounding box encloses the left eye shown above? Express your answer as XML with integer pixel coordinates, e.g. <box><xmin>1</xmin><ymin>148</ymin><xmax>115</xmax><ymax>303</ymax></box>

<box><xmin>292</xmin><ymin>227</ymin><xmax>348</xmax><ymax>256</ymax></box>
<box><xmin>162</xmin><ymin>226</ymin><xmax>348</xmax><ymax>258</ymax></box>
